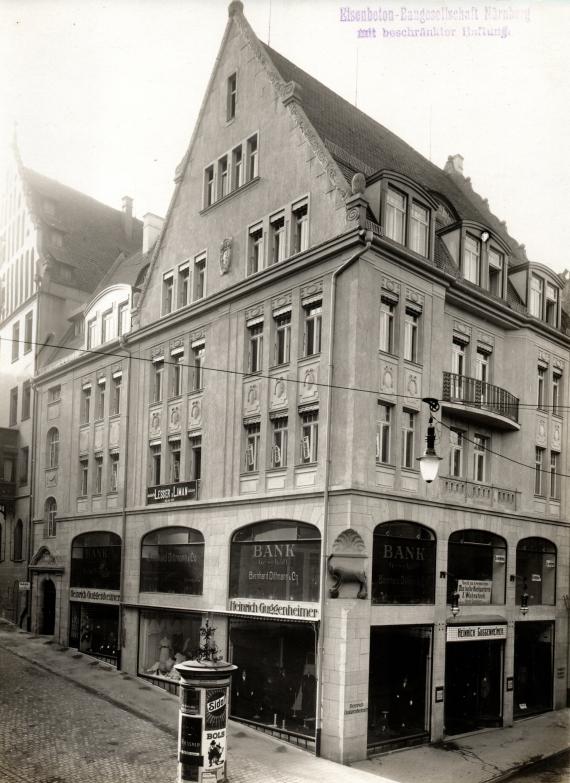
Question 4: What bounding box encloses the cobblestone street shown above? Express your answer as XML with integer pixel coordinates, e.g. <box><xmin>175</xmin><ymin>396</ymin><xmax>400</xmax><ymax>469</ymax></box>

<box><xmin>0</xmin><ymin>644</ymin><xmax>177</xmax><ymax>783</ymax></box>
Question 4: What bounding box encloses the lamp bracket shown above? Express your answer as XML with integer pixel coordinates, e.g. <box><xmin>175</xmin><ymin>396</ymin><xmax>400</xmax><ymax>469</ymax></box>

<box><xmin>422</xmin><ymin>397</ymin><xmax>440</xmax><ymax>413</ymax></box>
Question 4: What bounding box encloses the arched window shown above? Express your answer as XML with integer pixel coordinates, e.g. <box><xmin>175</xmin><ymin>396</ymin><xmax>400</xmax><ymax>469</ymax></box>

<box><xmin>13</xmin><ymin>519</ymin><xmax>23</xmax><ymax>561</ymax></box>
<box><xmin>229</xmin><ymin>520</ymin><xmax>321</xmax><ymax>603</ymax></box>
<box><xmin>140</xmin><ymin>527</ymin><xmax>204</xmax><ymax>595</ymax></box>
<box><xmin>45</xmin><ymin>498</ymin><xmax>57</xmax><ymax>538</ymax></box>
<box><xmin>70</xmin><ymin>532</ymin><xmax>121</xmax><ymax>589</ymax></box>
<box><xmin>47</xmin><ymin>427</ymin><xmax>59</xmax><ymax>469</ymax></box>
<box><xmin>516</xmin><ymin>538</ymin><xmax>556</xmax><ymax>606</ymax></box>
<box><xmin>447</xmin><ymin>530</ymin><xmax>506</xmax><ymax>605</ymax></box>
<box><xmin>372</xmin><ymin>521</ymin><xmax>436</xmax><ymax>604</ymax></box>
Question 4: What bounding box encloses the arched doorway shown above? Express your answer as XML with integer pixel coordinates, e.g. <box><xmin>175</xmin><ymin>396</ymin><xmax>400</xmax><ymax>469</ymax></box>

<box><xmin>41</xmin><ymin>579</ymin><xmax>56</xmax><ymax>635</ymax></box>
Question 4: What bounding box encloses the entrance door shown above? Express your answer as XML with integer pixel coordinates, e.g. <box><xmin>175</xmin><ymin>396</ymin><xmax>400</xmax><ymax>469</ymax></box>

<box><xmin>41</xmin><ymin>579</ymin><xmax>56</xmax><ymax>635</ymax></box>
<box><xmin>514</xmin><ymin>622</ymin><xmax>553</xmax><ymax>718</ymax></box>
<box><xmin>445</xmin><ymin>640</ymin><xmax>502</xmax><ymax>735</ymax></box>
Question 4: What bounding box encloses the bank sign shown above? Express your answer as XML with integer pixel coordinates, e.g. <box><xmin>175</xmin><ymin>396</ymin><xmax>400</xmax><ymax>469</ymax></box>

<box><xmin>146</xmin><ymin>480</ymin><xmax>197</xmax><ymax>504</ymax></box>
<box><xmin>447</xmin><ymin>624</ymin><xmax>507</xmax><ymax>642</ymax></box>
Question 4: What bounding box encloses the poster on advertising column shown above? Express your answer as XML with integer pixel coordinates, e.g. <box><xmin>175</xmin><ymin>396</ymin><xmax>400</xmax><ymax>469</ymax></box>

<box><xmin>201</xmin><ymin>688</ymin><xmax>228</xmax><ymax>772</ymax></box>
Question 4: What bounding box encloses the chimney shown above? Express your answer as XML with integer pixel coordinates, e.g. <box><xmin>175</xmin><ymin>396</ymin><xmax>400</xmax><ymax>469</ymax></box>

<box><xmin>142</xmin><ymin>212</ymin><xmax>164</xmax><ymax>253</ymax></box>
<box><xmin>444</xmin><ymin>154</ymin><xmax>464</xmax><ymax>176</ymax></box>
<box><xmin>122</xmin><ymin>195</ymin><xmax>134</xmax><ymax>241</ymax></box>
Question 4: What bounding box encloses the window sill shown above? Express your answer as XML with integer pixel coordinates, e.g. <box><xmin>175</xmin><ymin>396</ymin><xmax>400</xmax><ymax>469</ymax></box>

<box><xmin>403</xmin><ymin>358</ymin><xmax>423</xmax><ymax>369</ymax></box>
<box><xmin>189</xmin><ymin>388</ymin><xmax>204</xmax><ymax>395</ymax></box>
<box><xmin>376</xmin><ymin>461</ymin><xmax>395</xmax><ymax>469</ymax></box>
<box><xmin>200</xmin><ymin>176</ymin><xmax>260</xmax><ymax>215</ymax></box>
<box><xmin>21</xmin><ymin>415</ymin><xmax>30</xmax><ymax>422</ymax></box>
<box><xmin>298</xmin><ymin>353</ymin><xmax>320</xmax><ymax>365</ymax></box>
<box><xmin>243</xmin><ymin>370</ymin><xmax>262</xmax><ymax>379</ymax></box>
<box><xmin>296</xmin><ymin>461</ymin><xmax>317</xmax><ymax>468</ymax></box>
<box><xmin>95</xmin><ymin>417</ymin><xmax>104</xmax><ymax>423</ymax></box>
<box><xmin>240</xmin><ymin>470</ymin><xmax>259</xmax><ymax>477</ymax></box>
<box><xmin>534</xmin><ymin>494</ymin><xmax>546</xmax><ymax>499</ymax></box>
<box><xmin>270</xmin><ymin>362</ymin><xmax>290</xmax><ymax>371</ymax></box>
<box><xmin>168</xmin><ymin>395</ymin><xmax>183</xmax><ymax>402</ymax></box>
<box><xmin>109</xmin><ymin>412</ymin><xmax>120</xmax><ymax>420</ymax></box>
<box><xmin>267</xmin><ymin>465</ymin><xmax>287</xmax><ymax>473</ymax></box>
<box><xmin>107</xmin><ymin>491</ymin><xmax>118</xmax><ymax>497</ymax></box>
<box><xmin>401</xmin><ymin>466</ymin><xmax>419</xmax><ymax>475</ymax></box>
<box><xmin>378</xmin><ymin>349</ymin><xmax>399</xmax><ymax>359</ymax></box>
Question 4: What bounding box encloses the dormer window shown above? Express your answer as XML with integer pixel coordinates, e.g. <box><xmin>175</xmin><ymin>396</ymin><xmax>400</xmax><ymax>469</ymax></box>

<box><xmin>386</xmin><ymin>188</ymin><xmax>406</xmax><ymax>244</ymax></box>
<box><xmin>463</xmin><ymin>235</ymin><xmax>481</xmax><ymax>285</ymax></box>
<box><xmin>545</xmin><ymin>283</ymin><xmax>558</xmax><ymax>326</ymax></box>
<box><xmin>382</xmin><ymin>181</ymin><xmax>431</xmax><ymax>258</ymax></box>
<box><xmin>528</xmin><ymin>272</ymin><xmax>560</xmax><ymax>326</ymax></box>
<box><xmin>488</xmin><ymin>248</ymin><xmax>504</xmax><ymax>296</ymax></box>
<box><xmin>529</xmin><ymin>274</ymin><xmax>543</xmax><ymax>318</ymax></box>
<box><xmin>410</xmin><ymin>203</ymin><xmax>429</xmax><ymax>256</ymax></box>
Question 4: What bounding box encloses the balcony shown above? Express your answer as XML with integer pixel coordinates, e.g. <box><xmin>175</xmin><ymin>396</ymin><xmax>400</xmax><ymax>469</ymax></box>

<box><xmin>441</xmin><ymin>372</ymin><xmax>519</xmax><ymax>430</ymax></box>
<box><xmin>441</xmin><ymin>477</ymin><xmax>519</xmax><ymax>511</ymax></box>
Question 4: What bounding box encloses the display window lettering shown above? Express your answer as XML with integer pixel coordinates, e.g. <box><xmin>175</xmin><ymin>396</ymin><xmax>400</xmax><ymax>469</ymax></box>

<box><xmin>138</xmin><ymin>610</ymin><xmax>201</xmax><ymax>686</ymax></box>
<box><xmin>70</xmin><ymin>532</ymin><xmax>121</xmax><ymax>590</ymax></box>
<box><xmin>140</xmin><ymin>527</ymin><xmax>204</xmax><ymax>595</ymax></box>
<box><xmin>516</xmin><ymin>538</ymin><xmax>556</xmax><ymax>606</ymax></box>
<box><xmin>229</xmin><ymin>520</ymin><xmax>320</xmax><ymax>603</ymax></box>
<box><xmin>447</xmin><ymin>530</ymin><xmax>506</xmax><ymax>605</ymax></box>
<box><xmin>372</xmin><ymin>521</ymin><xmax>435</xmax><ymax>604</ymax></box>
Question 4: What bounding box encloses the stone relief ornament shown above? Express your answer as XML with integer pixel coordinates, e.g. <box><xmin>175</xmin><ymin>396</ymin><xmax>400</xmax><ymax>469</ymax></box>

<box><xmin>328</xmin><ymin>529</ymin><xmax>368</xmax><ymax>599</ymax></box>
<box><xmin>169</xmin><ymin>406</ymin><xmax>181</xmax><ymax>430</ymax></box>
<box><xmin>407</xmin><ymin>375</ymin><xmax>419</xmax><ymax>396</ymax></box>
<box><xmin>150</xmin><ymin>411</ymin><xmax>161</xmax><ymax>435</ymax></box>
<box><xmin>219</xmin><ymin>238</ymin><xmax>232</xmax><ymax>275</ymax></box>
<box><xmin>189</xmin><ymin>400</ymin><xmax>202</xmax><ymax>426</ymax></box>
<box><xmin>382</xmin><ymin>366</ymin><xmax>394</xmax><ymax>391</ymax></box>
<box><xmin>553</xmin><ymin>422</ymin><xmax>561</xmax><ymax>448</ymax></box>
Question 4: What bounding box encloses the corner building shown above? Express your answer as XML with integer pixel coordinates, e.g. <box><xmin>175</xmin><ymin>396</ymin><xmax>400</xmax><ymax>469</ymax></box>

<box><xmin>30</xmin><ymin>1</ymin><xmax>569</xmax><ymax>764</ymax></box>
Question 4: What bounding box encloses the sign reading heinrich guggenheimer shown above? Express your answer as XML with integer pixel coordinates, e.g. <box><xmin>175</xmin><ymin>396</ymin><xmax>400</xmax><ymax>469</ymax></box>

<box><xmin>228</xmin><ymin>597</ymin><xmax>320</xmax><ymax>620</ymax></box>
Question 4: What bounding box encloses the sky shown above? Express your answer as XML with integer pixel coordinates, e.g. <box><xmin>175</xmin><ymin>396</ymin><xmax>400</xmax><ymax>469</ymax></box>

<box><xmin>0</xmin><ymin>0</ymin><xmax>569</xmax><ymax>273</ymax></box>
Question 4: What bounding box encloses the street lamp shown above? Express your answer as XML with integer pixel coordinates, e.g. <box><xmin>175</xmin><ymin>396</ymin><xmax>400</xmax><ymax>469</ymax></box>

<box><xmin>417</xmin><ymin>398</ymin><xmax>442</xmax><ymax>483</ymax></box>
<box><xmin>520</xmin><ymin>581</ymin><xmax>529</xmax><ymax>615</ymax></box>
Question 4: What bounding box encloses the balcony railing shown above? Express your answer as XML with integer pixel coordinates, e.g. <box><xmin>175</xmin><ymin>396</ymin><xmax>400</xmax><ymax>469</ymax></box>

<box><xmin>441</xmin><ymin>477</ymin><xmax>519</xmax><ymax>510</ymax></box>
<box><xmin>442</xmin><ymin>372</ymin><xmax>519</xmax><ymax>424</ymax></box>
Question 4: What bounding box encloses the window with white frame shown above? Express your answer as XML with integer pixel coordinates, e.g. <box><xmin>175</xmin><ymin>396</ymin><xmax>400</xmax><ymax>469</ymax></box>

<box><xmin>192</xmin><ymin>341</ymin><xmax>205</xmax><ymax>390</ymax></box>
<box><xmin>473</xmin><ymin>434</ymin><xmax>488</xmax><ymax>482</ymax></box>
<box><xmin>410</xmin><ymin>202</ymin><xmax>429</xmax><ymax>256</ymax></box>
<box><xmin>379</xmin><ymin>298</ymin><xmax>395</xmax><ymax>354</ymax></box>
<box><xmin>274</xmin><ymin>311</ymin><xmax>291</xmax><ymax>365</ymax></box>
<box><xmin>464</xmin><ymin>235</ymin><xmax>481</xmax><ymax>285</ymax></box>
<box><xmin>111</xmin><ymin>374</ymin><xmax>122</xmax><ymax>415</ymax></box>
<box><xmin>476</xmin><ymin>347</ymin><xmax>490</xmax><ymax>405</ymax></box>
<box><xmin>537</xmin><ymin>366</ymin><xmax>546</xmax><ymax>409</ymax></box>
<box><xmin>535</xmin><ymin>446</ymin><xmax>545</xmax><ymax>495</ymax></box>
<box><xmin>488</xmin><ymin>248</ymin><xmax>503</xmax><ymax>296</ymax></box>
<box><xmin>248</xmin><ymin>224</ymin><xmax>264</xmax><ymax>275</ymax></box>
<box><xmin>403</xmin><ymin>308</ymin><xmax>419</xmax><ymax>362</ymax></box>
<box><xmin>449</xmin><ymin>428</ymin><xmax>463</xmax><ymax>477</ymax></box>
<box><xmin>194</xmin><ymin>255</ymin><xmax>206</xmax><ymax>300</ymax></box>
<box><xmin>150</xmin><ymin>444</ymin><xmax>161</xmax><ymax>486</ymax></box>
<box><xmin>529</xmin><ymin>275</ymin><xmax>543</xmax><ymax>318</ymax></box>
<box><xmin>247</xmin><ymin>134</ymin><xmax>258</xmax><ymax>181</ymax></box>
<box><xmin>48</xmin><ymin>385</ymin><xmax>61</xmax><ymax>404</ymax></box>
<box><xmin>300</xmin><ymin>410</ymin><xmax>318</xmax><ymax>463</ymax></box>
<box><xmin>86</xmin><ymin>319</ymin><xmax>96</xmax><ymax>350</ymax></box>
<box><xmin>292</xmin><ymin>200</ymin><xmax>309</xmax><ymax>254</ymax></box>
<box><xmin>552</xmin><ymin>371</ymin><xmax>562</xmax><ymax>416</ymax></box>
<box><xmin>170</xmin><ymin>351</ymin><xmax>183</xmax><ymax>398</ymax></box>
<box><xmin>451</xmin><ymin>339</ymin><xmax>466</xmax><ymax>398</ymax></box>
<box><xmin>218</xmin><ymin>155</ymin><xmax>229</xmax><ymax>199</ymax></box>
<box><xmin>247</xmin><ymin>323</ymin><xmax>263</xmax><ymax>373</ymax></box>
<box><xmin>232</xmin><ymin>145</ymin><xmax>243</xmax><ymax>189</ymax></box>
<box><xmin>401</xmin><ymin>410</ymin><xmax>416</xmax><ymax>469</ymax></box>
<box><xmin>244</xmin><ymin>422</ymin><xmax>260</xmax><ymax>472</ymax></box>
<box><xmin>109</xmin><ymin>452</ymin><xmax>119</xmax><ymax>493</ymax></box>
<box><xmin>376</xmin><ymin>403</ymin><xmax>391</xmax><ymax>464</ymax></box>
<box><xmin>204</xmin><ymin>165</ymin><xmax>215</xmax><ymax>207</ymax></box>
<box><xmin>550</xmin><ymin>451</ymin><xmax>560</xmax><ymax>499</ymax></box>
<box><xmin>169</xmin><ymin>439</ymin><xmax>181</xmax><ymax>483</ymax></box>
<box><xmin>101</xmin><ymin>310</ymin><xmax>113</xmax><ymax>343</ymax></box>
<box><xmin>270</xmin><ymin>213</ymin><xmax>286</xmax><ymax>265</ymax></box>
<box><xmin>94</xmin><ymin>455</ymin><xmax>103</xmax><ymax>494</ymax></box>
<box><xmin>386</xmin><ymin>187</ymin><xmax>406</xmax><ymax>244</ymax></box>
<box><xmin>178</xmin><ymin>265</ymin><xmax>190</xmax><ymax>308</ymax></box>
<box><xmin>162</xmin><ymin>273</ymin><xmax>174</xmax><ymax>315</ymax></box>
<box><xmin>79</xmin><ymin>458</ymin><xmax>89</xmax><ymax>496</ymax></box>
<box><xmin>152</xmin><ymin>359</ymin><xmax>164</xmax><ymax>403</ymax></box>
<box><xmin>118</xmin><ymin>302</ymin><xmax>129</xmax><ymax>335</ymax></box>
<box><xmin>189</xmin><ymin>435</ymin><xmax>202</xmax><ymax>481</ymax></box>
<box><xmin>227</xmin><ymin>72</ymin><xmax>237</xmax><ymax>121</ymax></box>
<box><xmin>271</xmin><ymin>416</ymin><xmax>288</xmax><ymax>468</ymax></box>
<box><xmin>47</xmin><ymin>427</ymin><xmax>59</xmax><ymax>469</ymax></box>
<box><xmin>546</xmin><ymin>283</ymin><xmax>558</xmax><ymax>326</ymax></box>
<box><xmin>303</xmin><ymin>300</ymin><xmax>322</xmax><ymax>356</ymax></box>
<box><xmin>45</xmin><ymin>498</ymin><xmax>57</xmax><ymax>537</ymax></box>
<box><xmin>96</xmin><ymin>379</ymin><xmax>106</xmax><ymax>420</ymax></box>
<box><xmin>81</xmin><ymin>386</ymin><xmax>91</xmax><ymax>424</ymax></box>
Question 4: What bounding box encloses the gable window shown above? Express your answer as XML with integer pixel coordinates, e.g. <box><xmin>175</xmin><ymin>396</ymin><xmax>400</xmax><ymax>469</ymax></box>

<box><xmin>24</xmin><ymin>311</ymin><xmax>33</xmax><ymax>353</ymax></box>
<box><xmin>535</xmin><ymin>447</ymin><xmax>545</xmax><ymax>495</ymax></box>
<box><xmin>464</xmin><ymin>235</ymin><xmax>481</xmax><ymax>285</ymax></box>
<box><xmin>449</xmin><ymin>428</ymin><xmax>463</xmax><ymax>477</ymax></box>
<box><xmin>150</xmin><ymin>444</ymin><xmax>161</xmax><ymax>486</ymax></box>
<box><xmin>192</xmin><ymin>341</ymin><xmax>205</xmax><ymax>390</ymax></box>
<box><xmin>403</xmin><ymin>308</ymin><xmax>419</xmax><ymax>362</ymax></box>
<box><xmin>410</xmin><ymin>203</ymin><xmax>429</xmax><ymax>256</ymax></box>
<box><xmin>379</xmin><ymin>298</ymin><xmax>395</xmax><ymax>354</ymax></box>
<box><xmin>47</xmin><ymin>427</ymin><xmax>59</xmax><ymax>468</ymax></box>
<box><xmin>178</xmin><ymin>264</ymin><xmax>190</xmax><ymax>308</ymax></box>
<box><xmin>86</xmin><ymin>319</ymin><xmax>96</xmax><ymax>349</ymax></box>
<box><xmin>292</xmin><ymin>200</ymin><xmax>309</xmax><ymax>254</ymax></box>
<box><xmin>227</xmin><ymin>72</ymin><xmax>237</xmax><ymax>121</ymax></box>
<box><xmin>9</xmin><ymin>387</ymin><xmax>18</xmax><ymax>425</ymax></box>
<box><xmin>12</xmin><ymin>321</ymin><xmax>19</xmax><ymax>361</ymax></box>
<box><xmin>529</xmin><ymin>275</ymin><xmax>543</xmax><ymax>318</ymax></box>
<box><xmin>248</xmin><ymin>224</ymin><xmax>264</xmax><ymax>275</ymax></box>
<box><xmin>170</xmin><ymin>351</ymin><xmax>183</xmax><ymax>398</ymax></box>
<box><xmin>473</xmin><ymin>434</ymin><xmax>488</xmax><ymax>482</ymax></box>
<box><xmin>488</xmin><ymin>248</ymin><xmax>504</xmax><ymax>296</ymax></box>
<box><xmin>300</xmin><ymin>410</ymin><xmax>319</xmax><ymax>463</ymax></box>
<box><xmin>101</xmin><ymin>310</ymin><xmax>113</xmax><ymax>343</ymax></box>
<box><xmin>162</xmin><ymin>273</ymin><xmax>174</xmax><ymax>315</ymax></box>
<box><xmin>111</xmin><ymin>374</ymin><xmax>122</xmax><ymax>415</ymax></box>
<box><xmin>270</xmin><ymin>213</ymin><xmax>286</xmax><ymax>265</ymax></box>
<box><xmin>169</xmin><ymin>439</ymin><xmax>181</xmax><ymax>483</ymax></box>
<box><xmin>247</xmin><ymin>323</ymin><xmax>263</xmax><ymax>373</ymax></box>
<box><xmin>401</xmin><ymin>410</ymin><xmax>416</xmax><ymax>469</ymax></box>
<box><xmin>118</xmin><ymin>302</ymin><xmax>129</xmax><ymax>335</ymax></box>
<box><xmin>218</xmin><ymin>155</ymin><xmax>229</xmax><ymax>199</ymax></box>
<box><xmin>244</xmin><ymin>422</ymin><xmax>260</xmax><ymax>472</ymax></box>
<box><xmin>271</xmin><ymin>416</ymin><xmax>288</xmax><ymax>468</ymax></box>
<box><xmin>274</xmin><ymin>311</ymin><xmax>291</xmax><ymax>365</ymax></box>
<box><xmin>152</xmin><ymin>359</ymin><xmax>164</xmax><ymax>403</ymax></box>
<box><xmin>81</xmin><ymin>385</ymin><xmax>91</xmax><ymax>424</ymax></box>
<box><xmin>232</xmin><ymin>145</ymin><xmax>243</xmax><ymax>189</ymax></box>
<box><xmin>386</xmin><ymin>187</ymin><xmax>406</xmax><ymax>244</ymax></box>
<box><xmin>376</xmin><ymin>403</ymin><xmax>391</xmax><ymax>464</ymax></box>
<box><xmin>96</xmin><ymin>379</ymin><xmax>106</xmax><ymax>420</ymax></box>
<box><xmin>194</xmin><ymin>255</ymin><xmax>206</xmax><ymax>300</ymax></box>
<box><xmin>204</xmin><ymin>165</ymin><xmax>215</xmax><ymax>207</ymax></box>
<box><xmin>303</xmin><ymin>300</ymin><xmax>322</xmax><ymax>356</ymax></box>
<box><xmin>247</xmin><ymin>134</ymin><xmax>258</xmax><ymax>181</ymax></box>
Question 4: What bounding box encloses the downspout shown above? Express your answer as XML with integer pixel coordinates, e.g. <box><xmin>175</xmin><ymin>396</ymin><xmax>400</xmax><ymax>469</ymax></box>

<box><xmin>26</xmin><ymin>377</ymin><xmax>38</xmax><ymax>631</ymax></box>
<box><xmin>315</xmin><ymin>228</ymin><xmax>373</xmax><ymax>756</ymax></box>
<box><xmin>117</xmin><ymin>335</ymin><xmax>132</xmax><ymax>670</ymax></box>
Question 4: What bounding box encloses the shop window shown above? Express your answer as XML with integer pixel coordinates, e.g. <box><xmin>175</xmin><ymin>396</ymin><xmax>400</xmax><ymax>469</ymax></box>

<box><xmin>45</xmin><ymin>498</ymin><xmax>57</xmax><ymax>537</ymax></box>
<box><xmin>372</xmin><ymin>521</ymin><xmax>436</xmax><ymax>604</ymax></box>
<box><xmin>271</xmin><ymin>416</ymin><xmax>288</xmax><ymax>468</ymax></box>
<box><xmin>516</xmin><ymin>538</ymin><xmax>556</xmax><ymax>606</ymax></box>
<box><xmin>140</xmin><ymin>527</ymin><xmax>204</xmax><ymax>595</ymax></box>
<box><xmin>47</xmin><ymin>427</ymin><xmax>59</xmax><ymax>469</ymax></box>
<box><xmin>69</xmin><ymin>602</ymin><xmax>119</xmax><ymax>665</ymax></box>
<box><xmin>229</xmin><ymin>520</ymin><xmax>321</xmax><ymax>603</ymax></box>
<box><xmin>70</xmin><ymin>532</ymin><xmax>121</xmax><ymax>590</ymax></box>
<box><xmin>376</xmin><ymin>403</ymin><xmax>391</xmax><ymax>464</ymax></box>
<box><xmin>13</xmin><ymin>519</ymin><xmax>23</xmax><ymax>560</ymax></box>
<box><xmin>514</xmin><ymin>622</ymin><xmax>553</xmax><ymax>719</ymax></box>
<box><xmin>447</xmin><ymin>530</ymin><xmax>506</xmax><ymax>605</ymax></box>
<box><xmin>138</xmin><ymin>610</ymin><xmax>201</xmax><ymax>686</ymax></box>
<box><xmin>303</xmin><ymin>301</ymin><xmax>322</xmax><ymax>356</ymax></box>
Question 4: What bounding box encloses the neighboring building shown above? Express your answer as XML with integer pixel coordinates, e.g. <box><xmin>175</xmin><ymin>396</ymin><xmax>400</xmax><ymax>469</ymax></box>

<box><xmin>29</xmin><ymin>0</ymin><xmax>569</xmax><ymax>766</ymax></box>
<box><xmin>0</xmin><ymin>142</ymin><xmax>143</xmax><ymax>626</ymax></box>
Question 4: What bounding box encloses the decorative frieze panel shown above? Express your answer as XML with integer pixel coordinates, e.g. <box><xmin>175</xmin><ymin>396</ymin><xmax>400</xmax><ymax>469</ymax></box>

<box><xmin>45</xmin><ymin>469</ymin><xmax>57</xmax><ymax>488</ymax></box>
<box><xmin>244</xmin><ymin>381</ymin><xmax>261</xmax><ymax>415</ymax></box>
<box><xmin>298</xmin><ymin>364</ymin><xmax>319</xmax><ymax>403</ymax></box>
<box><xmin>188</xmin><ymin>397</ymin><xmax>202</xmax><ymax>430</ymax></box>
<box><xmin>477</xmin><ymin>331</ymin><xmax>494</xmax><ymax>351</ymax></box>
<box><xmin>245</xmin><ymin>304</ymin><xmax>264</xmax><ymax>322</ymax></box>
<box><xmin>109</xmin><ymin>420</ymin><xmax>120</xmax><ymax>449</ymax></box>
<box><xmin>551</xmin><ymin>420</ymin><xmax>562</xmax><ymax>452</ymax></box>
<box><xmin>149</xmin><ymin>409</ymin><xmax>162</xmax><ymax>438</ymax></box>
<box><xmin>553</xmin><ymin>356</ymin><xmax>564</xmax><ymax>372</ymax></box>
<box><xmin>379</xmin><ymin>359</ymin><xmax>397</xmax><ymax>396</ymax></box>
<box><xmin>272</xmin><ymin>292</ymin><xmax>292</xmax><ymax>312</ymax></box>
<box><xmin>270</xmin><ymin>374</ymin><xmax>288</xmax><ymax>409</ymax></box>
<box><xmin>168</xmin><ymin>403</ymin><xmax>182</xmax><ymax>433</ymax></box>
<box><xmin>170</xmin><ymin>336</ymin><xmax>185</xmax><ymax>354</ymax></box>
<box><xmin>405</xmin><ymin>370</ymin><xmax>421</xmax><ymax>400</ymax></box>
<box><xmin>405</xmin><ymin>287</ymin><xmax>424</xmax><ymax>309</ymax></box>
<box><xmin>537</xmin><ymin>349</ymin><xmax>549</xmax><ymax>366</ymax></box>
<box><xmin>94</xmin><ymin>425</ymin><xmax>104</xmax><ymax>452</ymax></box>
<box><xmin>453</xmin><ymin>320</ymin><xmax>471</xmax><ymax>344</ymax></box>
<box><xmin>190</xmin><ymin>328</ymin><xmax>206</xmax><ymax>344</ymax></box>
<box><xmin>79</xmin><ymin>429</ymin><xmax>89</xmax><ymax>454</ymax></box>
<box><xmin>301</xmin><ymin>281</ymin><xmax>323</xmax><ymax>302</ymax></box>
<box><xmin>536</xmin><ymin>417</ymin><xmax>547</xmax><ymax>447</ymax></box>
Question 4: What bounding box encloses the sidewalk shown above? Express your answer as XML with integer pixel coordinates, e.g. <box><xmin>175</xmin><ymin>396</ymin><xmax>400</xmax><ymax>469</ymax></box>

<box><xmin>0</xmin><ymin>619</ymin><xmax>568</xmax><ymax>783</ymax></box>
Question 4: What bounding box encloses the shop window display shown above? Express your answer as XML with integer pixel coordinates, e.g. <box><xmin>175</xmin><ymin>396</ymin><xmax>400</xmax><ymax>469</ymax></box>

<box><xmin>514</xmin><ymin>621</ymin><xmax>553</xmax><ymax>718</ymax></box>
<box><xmin>70</xmin><ymin>531</ymin><xmax>121</xmax><ymax>590</ymax></box>
<box><xmin>229</xmin><ymin>520</ymin><xmax>320</xmax><ymax>603</ymax></box>
<box><xmin>515</xmin><ymin>538</ymin><xmax>556</xmax><ymax>606</ymax></box>
<box><xmin>372</xmin><ymin>521</ymin><xmax>435</xmax><ymax>604</ymax></box>
<box><xmin>138</xmin><ymin>610</ymin><xmax>202</xmax><ymax>688</ymax></box>
<box><xmin>230</xmin><ymin>619</ymin><xmax>317</xmax><ymax>739</ymax></box>
<box><xmin>69</xmin><ymin>603</ymin><xmax>119</xmax><ymax>665</ymax></box>
<box><xmin>140</xmin><ymin>527</ymin><xmax>204</xmax><ymax>595</ymax></box>
<box><xmin>447</xmin><ymin>530</ymin><xmax>506</xmax><ymax>605</ymax></box>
